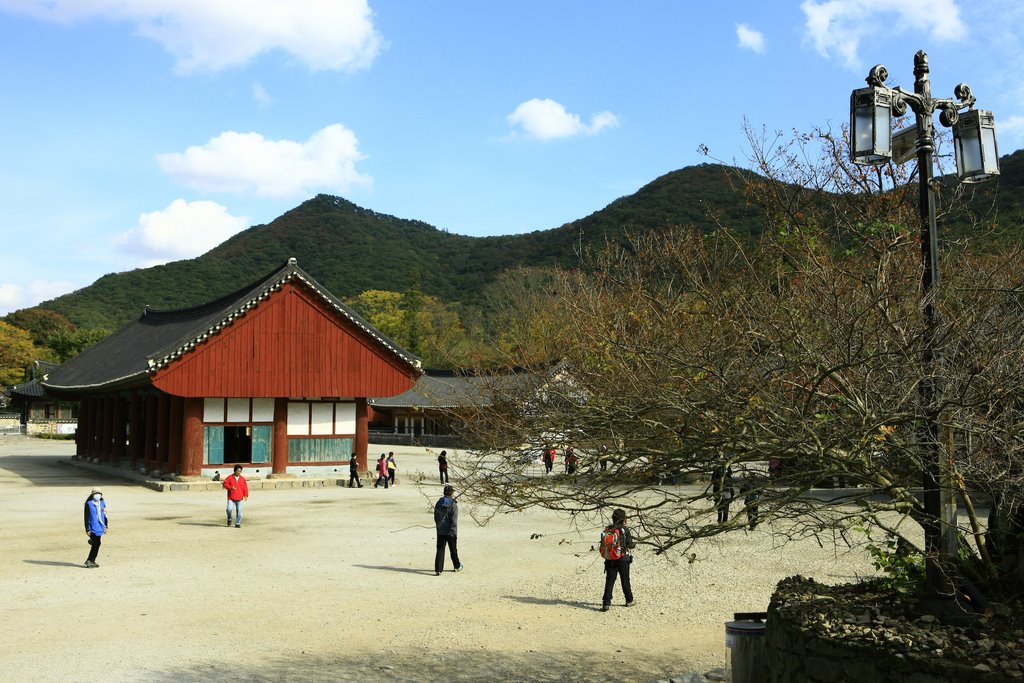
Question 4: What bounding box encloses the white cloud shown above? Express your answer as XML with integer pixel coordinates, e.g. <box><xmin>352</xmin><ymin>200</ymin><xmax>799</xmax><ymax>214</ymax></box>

<box><xmin>998</xmin><ymin>114</ymin><xmax>1024</xmax><ymax>150</ymax></box>
<box><xmin>0</xmin><ymin>280</ymin><xmax>75</xmax><ymax>314</ymax></box>
<box><xmin>252</xmin><ymin>82</ymin><xmax>273</xmax><ymax>108</ymax></box>
<box><xmin>0</xmin><ymin>0</ymin><xmax>383</xmax><ymax>73</ymax></box>
<box><xmin>506</xmin><ymin>99</ymin><xmax>619</xmax><ymax>141</ymax></box>
<box><xmin>801</xmin><ymin>0</ymin><xmax>966</xmax><ymax>69</ymax></box>
<box><xmin>115</xmin><ymin>199</ymin><xmax>251</xmax><ymax>267</ymax></box>
<box><xmin>157</xmin><ymin>124</ymin><xmax>372</xmax><ymax>198</ymax></box>
<box><xmin>736</xmin><ymin>23</ymin><xmax>765</xmax><ymax>54</ymax></box>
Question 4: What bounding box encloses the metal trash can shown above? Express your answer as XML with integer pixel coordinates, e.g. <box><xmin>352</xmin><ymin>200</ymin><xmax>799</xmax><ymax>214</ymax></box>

<box><xmin>725</xmin><ymin>612</ymin><xmax>767</xmax><ymax>683</ymax></box>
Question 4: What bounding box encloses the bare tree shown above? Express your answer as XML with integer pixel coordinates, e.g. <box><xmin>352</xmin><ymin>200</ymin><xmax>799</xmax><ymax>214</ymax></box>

<box><xmin>453</xmin><ymin>127</ymin><xmax>1024</xmax><ymax>601</ymax></box>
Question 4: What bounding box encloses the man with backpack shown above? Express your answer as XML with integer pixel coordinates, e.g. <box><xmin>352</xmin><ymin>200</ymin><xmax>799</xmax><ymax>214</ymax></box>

<box><xmin>599</xmin><ymin>508</ymin><xmax>636</xmax><ymax>612</ymax></box>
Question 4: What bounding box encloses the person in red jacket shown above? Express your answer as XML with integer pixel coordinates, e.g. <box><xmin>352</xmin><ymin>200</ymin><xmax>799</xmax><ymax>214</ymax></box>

<box><xmin>223</xmin><ymin>465</ymin><xmax>249</xmax><ymax>528</ymax></box>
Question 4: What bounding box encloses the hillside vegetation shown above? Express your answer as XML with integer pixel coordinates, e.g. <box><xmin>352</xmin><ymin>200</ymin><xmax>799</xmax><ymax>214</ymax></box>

<box><xmin>14</xmin><ymin>152</ymin><xmax>1024</xmax><ymax>332</ymax></box>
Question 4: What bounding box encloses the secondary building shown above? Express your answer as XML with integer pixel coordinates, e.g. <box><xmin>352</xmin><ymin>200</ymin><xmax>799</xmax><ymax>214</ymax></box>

<box><xmin>41</xmin><ymin>258</ymin><xmax>421</xmax><ymax>478</ymax></box>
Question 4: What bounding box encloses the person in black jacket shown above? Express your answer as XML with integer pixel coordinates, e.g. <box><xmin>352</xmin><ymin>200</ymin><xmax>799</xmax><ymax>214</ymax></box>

<box><xmin>438</xmin><ymin>450</ymin><xmax>449</xmax><ymax>484</ymax></box>
<box><xmin>347</xmin><ymin>452</ymin><xmax>362</xmax><ymax>488</ymax></box>
<box><xmin>433</xmin><ymin>485</ymin><xmax>463</xmax><ymax>575</ymax></box>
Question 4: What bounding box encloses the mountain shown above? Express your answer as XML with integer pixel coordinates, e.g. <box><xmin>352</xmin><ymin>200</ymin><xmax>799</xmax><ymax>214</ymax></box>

<box><xmin>37</xmin><ymin>163</ymin><xmax>764</xmax><ymax>330</ymax></box>
<box><xmin>26</xmin><ymin>153</ymin><xmax>1024</xmax><ymax>331</ymax></box>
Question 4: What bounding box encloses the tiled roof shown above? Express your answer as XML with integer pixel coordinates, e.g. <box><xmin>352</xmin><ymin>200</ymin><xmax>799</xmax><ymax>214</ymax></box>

<box><xmin>9</xmin><ymin>378</ymin><xmax>44</xmax><ymax>398</ymax></box>
<box><xmin>369</xmin><ymin>369</ymin><xmax>535</xmax><ymax>410</ymax></box>
<box><xmin>42</xmin><ymin>258</ymin><xmax>421</xmax><ymax>393</ymax></box>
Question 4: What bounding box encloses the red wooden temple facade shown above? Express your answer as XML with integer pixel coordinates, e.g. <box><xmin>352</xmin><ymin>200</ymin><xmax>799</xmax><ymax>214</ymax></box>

<box><xmin>42</xmin><ymin>258</ymin><xmax>421</xmax><ymax>478</ymax></box>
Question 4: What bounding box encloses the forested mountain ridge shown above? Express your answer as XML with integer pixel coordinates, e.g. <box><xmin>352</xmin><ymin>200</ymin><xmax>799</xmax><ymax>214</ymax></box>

<box><xmin>22</xmin><ymin>151</ymin><xmax>1024</xmax><ymax>330</ymax></box>
<box><xmin>35</xmin><ymin>163</ymin><xmax>765</xmax><ymax>330</ymax></box>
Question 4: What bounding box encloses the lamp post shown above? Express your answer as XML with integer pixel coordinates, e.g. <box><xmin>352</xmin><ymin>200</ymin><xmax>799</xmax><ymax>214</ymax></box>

<box><xmin>849</xmin><ymin>51</ymin><xmax>1000</xmax><ymax>605</ymax></box>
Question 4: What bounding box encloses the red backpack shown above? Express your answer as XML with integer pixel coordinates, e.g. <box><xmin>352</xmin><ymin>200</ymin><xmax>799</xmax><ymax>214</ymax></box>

<box><xmin>599</xmin><ymin>526</ymin><xmax>625</xmax><ymax>560</ymax></box>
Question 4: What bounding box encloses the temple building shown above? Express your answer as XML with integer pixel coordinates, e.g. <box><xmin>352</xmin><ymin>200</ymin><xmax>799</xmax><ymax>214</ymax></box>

<box><xmin>41</xmin><ymin>258</ymin><xmax>421</xmax><ymax>478</ymax></box>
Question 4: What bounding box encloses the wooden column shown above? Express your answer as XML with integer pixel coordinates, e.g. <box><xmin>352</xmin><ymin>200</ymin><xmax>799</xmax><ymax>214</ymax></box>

<box><xmin>167</xmin><ymin>397</ymin><xmax>184</xmax><ymax>475</ymax></box>
<box><xmin>100</xmin><ymin>397</ymin><xmax>113</xmax><ymax>463</ymax></box>
<box><xmin>181</xmin><ymin>397</ymin><xmax>203</xmax><ymax>477</ymax></box>
<box><xmin>156</xmin><ymin>394</ymin><xmax>170</xmax><ymax>473</ymax></box>
<box><xmin>272</xmin><ymin>398</ymin><xmax>288</xmax><ymax>475</ymax></box>
<box><xmin>93</xmin><ymin>397</ymin><xmax>103</xmax><ymax>457</ymax></box>
<box><xmin>112</xmin><ymin>397</ymin><xmax>127</xmax><ymax>464</ymax></box>
<box><xmin>355</xmin><ymin>398</ymin><xmax>368</xmax><ymax>471</ymax></box>
<box><xmin>143</xmin><ymin>395</ymin><xmax>158</xmax><ymax>472</ymax></box>
<box><xmin>129</xmin><ymin>394</ymin><xmax>143</xmax><ymax>468</ymax></box>
<box><xmin>75</xmin><ymin>399</ymin><xmax>89</xmax><ymax>457</ymax></box>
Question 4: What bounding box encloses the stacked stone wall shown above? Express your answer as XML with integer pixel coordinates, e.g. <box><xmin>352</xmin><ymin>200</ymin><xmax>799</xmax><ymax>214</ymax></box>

<box><xmin>764</xmin><ymin>576</ymin><xmax>1016</xmax><ymax>682</ymax></box>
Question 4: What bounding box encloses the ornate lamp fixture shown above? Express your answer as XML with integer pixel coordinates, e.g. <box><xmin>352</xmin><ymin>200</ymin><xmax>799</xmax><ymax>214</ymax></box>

<box><xmin>848</xmin><ymin>54</ymin><xmax>999</xmax><ymax>184</ymax></box>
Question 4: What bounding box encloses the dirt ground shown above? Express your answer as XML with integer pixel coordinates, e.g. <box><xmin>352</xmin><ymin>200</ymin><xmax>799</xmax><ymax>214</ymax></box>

<box><xmin>0</xmin><ymin>436</ymin><xmax>879</xmax><ymax>682</ymax></box>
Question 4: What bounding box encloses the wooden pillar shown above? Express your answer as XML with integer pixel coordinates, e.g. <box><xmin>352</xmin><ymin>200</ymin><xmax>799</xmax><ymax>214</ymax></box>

<box><xmin>272</xmin><ymin>398</ymin><xmax>288</xmax><ymax>475</ymax></box>
<box><xmin>112</xmin><ymin>397</ymin><xmax>127</xmax><ymax>464</ymax></box>
<box><xmin>156</xmin><ymin>394</ymin><xmax>170</xmax><ymax>473</ymax></box>
<box><xmin>84</xmin><ymin>398</ymin><xmax>95</xmax><ymax>457</ymax></box>
<box><xmin>75</xmin><ymin>399</ymin><xmax>89</xmax><ymax>457</ymax></box>
<box><xmin>101</xmin><ymin>397</ymin><xmax>113</xmax><ymax>463</ymax></box>
<box><xmin>94</xmin><ymin>397</ymin><xmax>104</xmax><ymax>457</ymax></box>
<box><xmin>143</xmin><ymin>395</ymin><xmax>158</xmax><ymax>472</ymax></box>
<box><xmin>129</xmin><ymin>394</ymin><xmax>143</xmax><ymax>467</ymax></box>
<box><xmin>355</xmin><ymin>398</ymin><xmax>368</xmax><ymax>471</ymax></box>
<box><xmin>181</xmin><ymin>398</ymin><xmax>204</xmax><ymax>477</ymax></box>
<box><xmin>167</xmin><ymin>397</ymin><xmax>184</xmax><ymax>475</ymax></box>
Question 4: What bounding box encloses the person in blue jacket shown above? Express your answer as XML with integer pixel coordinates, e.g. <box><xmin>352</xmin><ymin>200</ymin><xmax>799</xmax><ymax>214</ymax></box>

<box><xmin>433</xmin><ymin>484</ymin><xmax>463</xmax><ymax>575</ymax></box>
<box><xmin>83</xmin><ymin>487</ymin><xmax>109</xmax><ymax>568</ymax></box>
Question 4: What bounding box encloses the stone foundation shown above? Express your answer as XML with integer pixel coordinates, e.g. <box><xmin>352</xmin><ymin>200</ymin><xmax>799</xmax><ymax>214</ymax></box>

<box><xmin>764</xmin><ymin>576</ymin><xmax>1019</xmax><ymax>682</ymax></box>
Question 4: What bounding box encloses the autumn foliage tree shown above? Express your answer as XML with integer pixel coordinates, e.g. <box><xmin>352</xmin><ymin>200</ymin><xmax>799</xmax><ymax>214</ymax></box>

<box><xmin>454</xmin><ymin>126</ymin><xmax>1024</xmax><ymax>603</ymax></box>
<box><xmin>0</xmin><ymin>321</ymin><xmax>37</xmax><ymax>388</ymax></box>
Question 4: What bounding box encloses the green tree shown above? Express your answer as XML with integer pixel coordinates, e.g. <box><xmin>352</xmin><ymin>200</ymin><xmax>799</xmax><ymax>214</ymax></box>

<box><xmin>347</xmin><ymin>290</ymin><xmax>407</xmax><ymax>343</ymax></box>
<box><xmin>47</xmin><ymin>327</ymin><xmax>109</xmax><ymax>362</ymax></box>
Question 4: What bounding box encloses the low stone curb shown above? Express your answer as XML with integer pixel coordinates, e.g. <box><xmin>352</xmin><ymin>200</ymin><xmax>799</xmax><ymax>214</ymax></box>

<box><xmin>60</xmin><ymin>457</ymin><xmax>347</xmax><ymax>492</ymax></box>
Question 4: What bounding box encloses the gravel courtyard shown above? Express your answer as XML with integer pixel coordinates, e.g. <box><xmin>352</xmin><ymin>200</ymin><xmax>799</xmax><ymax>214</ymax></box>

<box><xmin>0</xmin><ymin>436</ymin><xmax>879</xmax><ymax>682</ymax></box>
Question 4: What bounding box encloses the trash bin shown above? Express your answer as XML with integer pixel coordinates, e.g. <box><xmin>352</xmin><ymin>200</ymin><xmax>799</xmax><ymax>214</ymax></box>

<box><xmin>725</xmin><ymin>612</ymin><xmax>767</xmax><ymax>683</ymax></box>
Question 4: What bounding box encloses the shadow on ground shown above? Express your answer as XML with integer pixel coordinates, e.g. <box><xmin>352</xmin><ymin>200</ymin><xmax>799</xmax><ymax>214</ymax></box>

<box><xmin>352</xmin><ymin>563</ymin><xmax>438</xmax><ymax>576</ymax></box>
<box><xmin>0</xmin><ymin>455</ymin><xmax>108</xmax><ymax>488</ymax></box>
<box><xmin>503</xmin><ymin>594</ymin><xmax>595</xmax><ymax>611</ymax></box>
<box><xmin>23</xmin><ymin>559</ymin><xmax>86</xmax><ymax>568</ymax></box>
<box><xmin>139</xmin><ymin>648</ymin><xmax>674</xmax><ymax>683</ymax></box>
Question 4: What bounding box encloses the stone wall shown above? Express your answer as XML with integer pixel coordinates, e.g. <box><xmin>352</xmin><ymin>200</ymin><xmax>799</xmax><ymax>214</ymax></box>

<box><xmin>763</xmin><ymin>576</ymin><xmax>1018</xmax><ymax>682</ymax></box>
<box><xmin>26</xmin><ymin>419</ymin><xmax>77</xmax><ymax>436</ymax></box>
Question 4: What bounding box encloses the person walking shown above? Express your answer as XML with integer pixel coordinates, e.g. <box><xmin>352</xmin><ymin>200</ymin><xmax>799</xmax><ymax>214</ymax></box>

<box><xmin>565</xmin><ymin>446</ymin><xmax>578</xmax><ymax>475</ymax></box>
<box><xmin>348</xmin><ymin>452</ymin><xmax>363</xmax><ymax>488</ymax></box>
<box><xmin>374</xmin><ymin>454</ymin><xmax>389</xmax><ymax>488</ymax></box>
<box><xmin>83</xmin><ymin>487</ymin><xmax>108</xmax><ymax>568</ymax></box>
<box><xmin>387</xmin><ymin>452</ymin><xmax>398</xmax><ymax>486</ymax></box>
<box><xmin>434</xmin><ymin>484</ymin><xmax>463</xmax><ymax>575</ymax></box>
<box><xmin>438</xmin><ymin>450</ymin><xmax>449</xmax><ymax>484</ymax></box>
<box><xmin>599</xmin><ymin>508</ymin><xmax>636</xmax><ymax>611</ymax></box>
<box><xmin>223</xmin><ymin>464</ymin><xmax>249</xmax><ymax>527</ymax></box>
<box><xmin>743</xmin><ymin>483</ymin><xmax>760</xmax><ymax>531</ymax></box>
<box><xmin>712</xmin><ymin>463</ymin><xmax>734</xmax><ymax>524</ymax></box>
<box><xmin>543</xmin><ymin>447</ymin><xmax>555</xmax><ymax>474</ymax></box>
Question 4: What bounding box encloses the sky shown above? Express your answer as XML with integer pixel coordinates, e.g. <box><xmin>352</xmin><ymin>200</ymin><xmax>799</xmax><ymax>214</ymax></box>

<box><xmin>2</xmin><ymin>0</ymin><xmax>1024</xmax><ymax>317</ymax></box>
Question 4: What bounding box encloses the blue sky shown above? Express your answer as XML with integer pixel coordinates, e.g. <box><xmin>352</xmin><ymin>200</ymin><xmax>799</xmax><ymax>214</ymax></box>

<box><xmin>2</xmin><ymin>0</ymin><xmax>1023</xmax><ymax>317</ymax></box>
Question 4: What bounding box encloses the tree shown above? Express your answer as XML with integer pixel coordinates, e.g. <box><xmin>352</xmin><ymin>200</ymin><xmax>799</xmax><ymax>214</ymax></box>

<box><xmin>454</xmin><ymin>126</ymin><xmax>1024</xmax><ymax>605</ymax></box>
<box><xmin>46</xmin><ymin>327</ymin><xmax>109</xmax><ymax>362</ymax></box>
<box><xmin>2</xmin><ymin>308</ymin><xmax>73</xmax><ymax>349</ymax></box>
<box><xmin>0</xmin><ymin>321</ymin><xmax>37</xmax><ymax>387</ymax></box>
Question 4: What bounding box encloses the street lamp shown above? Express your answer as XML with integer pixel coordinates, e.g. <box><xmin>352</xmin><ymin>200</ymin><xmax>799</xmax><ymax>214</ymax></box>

<box><xmin>848</xmin><ymin>51</ymin><xmax>1001</xmax><ymax>608</ymax></box>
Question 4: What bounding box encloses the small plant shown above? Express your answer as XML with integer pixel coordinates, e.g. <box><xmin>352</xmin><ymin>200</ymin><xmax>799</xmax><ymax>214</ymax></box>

<box><xmin>866</xmin><ymin>533</ymin><xmax>925</xmax><ymax>594</ymax></box>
